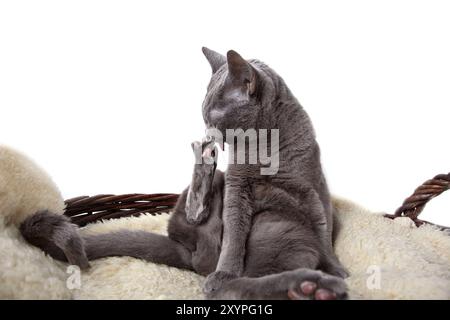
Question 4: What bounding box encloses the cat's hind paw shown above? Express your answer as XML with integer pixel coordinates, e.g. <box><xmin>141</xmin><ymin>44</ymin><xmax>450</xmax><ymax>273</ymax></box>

<box><xmin>191</xmin><ymin>136</ymin><xmax>218</xmax><ymax>165</ymax></box>
<box><xmin>20</xmin><ymin>211</ymin><xmax>90</xmax><ymax>270</ymax></box>
<box><xmin>287</xmin><ymin>270</ymin><xmax>348</xmax><ymax>300</ymax></box>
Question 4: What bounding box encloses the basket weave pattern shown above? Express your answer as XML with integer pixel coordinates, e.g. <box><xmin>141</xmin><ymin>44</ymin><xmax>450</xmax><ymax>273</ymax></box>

<box><xmin>65</xmin><ymin>193</ymin><xmax>179</xmax><ymax>227</ymax></box>
<box><xmin>384</xmin><ymin>173</ymin><xmax>449</xmax><ymax>229</ymax></box>
<box><xmin>65</xmin><ymin>173</ymin><xmax>449</xmax><ymax>230</ymax></box>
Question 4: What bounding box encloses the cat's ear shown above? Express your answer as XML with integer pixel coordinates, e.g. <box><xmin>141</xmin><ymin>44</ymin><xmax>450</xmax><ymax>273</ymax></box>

<box><xmin>202</xmin><ymin>47</ymin><xmax>226</xmax><ymax>74</ymax></box>
<box><xmin>227</xmin><ymin>50</ymin><xmax>256</xmax><ymax>95</ymax></box>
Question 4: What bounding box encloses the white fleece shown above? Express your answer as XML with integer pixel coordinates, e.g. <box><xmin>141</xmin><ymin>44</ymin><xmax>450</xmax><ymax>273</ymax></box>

<box><xmin>0</xmin><ymin>145</ymin><xmax>65</xmax><ymax>226</ymax></box>
<box><xmin>1</xmin><ymin>145</ymin><xmax>449</xmax><ymax>299</ymax></box>
<box><xmin>0</xmin><ymin>145</ymin><xmax>68</xmax><ymax>299</ymax></box>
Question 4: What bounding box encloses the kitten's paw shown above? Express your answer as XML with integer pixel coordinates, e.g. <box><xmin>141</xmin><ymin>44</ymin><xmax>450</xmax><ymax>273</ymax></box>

<box><xmin>203</xmin><ymin>271</ymin><xmax>237</xmax><ymax>295</ymax></box>
<box><xmin>287</xmin><ymin>269</ymin><xmax>348</xmax><ymax>300</ymax></box>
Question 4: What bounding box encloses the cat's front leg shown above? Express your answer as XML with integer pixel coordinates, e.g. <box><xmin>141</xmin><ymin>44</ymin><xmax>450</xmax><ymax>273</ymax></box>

<box><xmin>204</xmin><ymin>179</ymin><xmax>253</xmax><ymax>293</ymax></box>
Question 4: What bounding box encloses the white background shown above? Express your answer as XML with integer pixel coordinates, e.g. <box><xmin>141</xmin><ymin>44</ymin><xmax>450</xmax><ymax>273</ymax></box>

<box><xmin>1</xmin><ymin>1</ymin><xmax>449</xmax><ymax>226</ymax></box>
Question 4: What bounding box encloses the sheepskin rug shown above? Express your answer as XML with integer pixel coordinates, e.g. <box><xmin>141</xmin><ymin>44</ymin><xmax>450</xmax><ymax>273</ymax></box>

<box><xmin>1</xmin><ymin>145</ymin><xmax>450</xmax><ymax>300</ymax></box>
<box><xmin>0</xmin><ymin>145</ymin><xmax>69</xmax><ymax>299</ymax></box>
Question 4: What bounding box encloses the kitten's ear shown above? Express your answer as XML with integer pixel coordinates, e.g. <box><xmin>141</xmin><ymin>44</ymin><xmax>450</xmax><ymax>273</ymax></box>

<box><xmin>202</xmin><ymin>47</ymin><xmax>226</xmax><ymax>74</ymax></box>
<box><xmin>227</xmin><ymin>50</ymin><xmax>256</xmax><ymax>95</ymax></box>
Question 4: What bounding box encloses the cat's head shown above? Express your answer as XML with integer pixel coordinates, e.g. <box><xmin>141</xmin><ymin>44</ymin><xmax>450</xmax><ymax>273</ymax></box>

<box><xmin>201</xmin><ymin>48</ymin><xmax>275</xmax><ymax>136</ymax></box>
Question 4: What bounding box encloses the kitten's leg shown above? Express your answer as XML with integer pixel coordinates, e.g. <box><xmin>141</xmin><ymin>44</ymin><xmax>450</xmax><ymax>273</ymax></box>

<box><xmin>21</xmin><ymin>212</ymin><xmax>193</xmax><ymax>271</ymax></box>
<box><xmin>83</xmin><ymin>230</ymin><xmax>193</xmax><ymax>270</ymax></box>
<box><xmin>185</xmin><ymin>137</ymin><xmax>218</xmax><ymax>224</ymax></box>
<box><xmin>206</xmin><ymin>268</ymin><xmax>347</xmax><ymax>300</ymax></box>
<box><xmin>20</xmin><ymin>211</ymin><xmax>90</xmax><ymax>270</ymax></box>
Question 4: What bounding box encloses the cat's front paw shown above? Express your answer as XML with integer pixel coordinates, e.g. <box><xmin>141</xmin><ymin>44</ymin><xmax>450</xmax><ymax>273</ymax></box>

<box><xmin>203</xmin><ymin>271</ymin><xmax>237</xmax><ymax>295</ymax></box>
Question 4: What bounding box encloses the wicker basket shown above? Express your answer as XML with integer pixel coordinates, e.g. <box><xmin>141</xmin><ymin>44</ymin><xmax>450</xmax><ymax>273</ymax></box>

<box><xmin>64</xmin><ymin>193</ymin><xmax>178</xmax><ymax>227</ymax></box>
<box><xmin>64</xmin><ymin>173</ymin><xmax>450</xmax><ymax>230</ymax></box>
<box><xmin>384</xmin><ymin>173</ymin><xmax>450</xmax><ymax>230</ymax></box>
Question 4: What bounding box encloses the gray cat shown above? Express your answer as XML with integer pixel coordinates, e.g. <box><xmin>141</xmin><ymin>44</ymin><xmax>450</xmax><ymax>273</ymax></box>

<box><xmin>20</xmin><ymin>48</ymin><xmax>348</xmax><ymax>300</ymax></box>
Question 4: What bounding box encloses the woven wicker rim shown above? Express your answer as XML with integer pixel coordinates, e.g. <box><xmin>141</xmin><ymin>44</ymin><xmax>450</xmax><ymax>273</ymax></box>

<box><xmin>384</xmin><ymin>173</ymin><xmax>450</xmax><ymax>230</ymax></box>
<box><xmin>65</xmin><ymin>193</ymin><xmax>178</xmax><ymax>227</ymax></box>
<box><xmin>65</xmin><ymin>173</ymin><xmax>450</xmax><ymax>230</ymax></box>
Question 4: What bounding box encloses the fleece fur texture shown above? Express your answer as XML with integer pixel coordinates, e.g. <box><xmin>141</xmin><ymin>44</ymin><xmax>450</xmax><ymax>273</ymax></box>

<box><xmin>1</xmin><ymin>145</ymin><xmax>449</xmax><ymax>299</ymax></box>
<box><xmin>0</xmin><ymin>145</ymin><xmax>65</xmax><ymax>226</ymax></box>
<box><xmin>332</xmin><ymin>198</ymin><xmax>450</xmax><ymax>299</ymax></box>
<box><xmin>0</xmin><ymin>145</ymin><xmax>68</xmax><ymax>299</ymax></box>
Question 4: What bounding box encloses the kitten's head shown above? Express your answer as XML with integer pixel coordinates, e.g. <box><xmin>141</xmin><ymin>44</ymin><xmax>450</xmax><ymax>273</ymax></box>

<box><xmin>201</xmin><ymin>48</ymin><xmax>275</xmax><ymax>136</ymax></box>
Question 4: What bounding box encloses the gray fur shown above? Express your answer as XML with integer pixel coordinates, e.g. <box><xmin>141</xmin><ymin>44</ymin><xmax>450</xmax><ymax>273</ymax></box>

<box><xmin>202</xmin><ymin>47</ymin><xmax>226</xmax><ymax>74</ymax></box>
<box><xmin>21</xmin><ymin>48</ymin><xmax>348</xmax><ymax>300</ymax></box>
<box><xmin>185</xmin><ymin>136</ymin><xmax>218</xmax><ymax>224</ymax></box>
<box><xmin>20</xmin><ymin>211</ymin><xmax>90</xmax><ymax>270</ymax></box>
<box><xmin>83</xmin><ymin>230</ymin><xmax>193</xmax><ymax>270</ymax></box>
<box><xmin>201</xmin><ymin>48</ymin><xmax>348</xmax><ymax>295</ymax></box>
<box><xmin>204</xmin><ymin>268</ymin><xmax>347</xmax><ymax>300</ymax></box>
